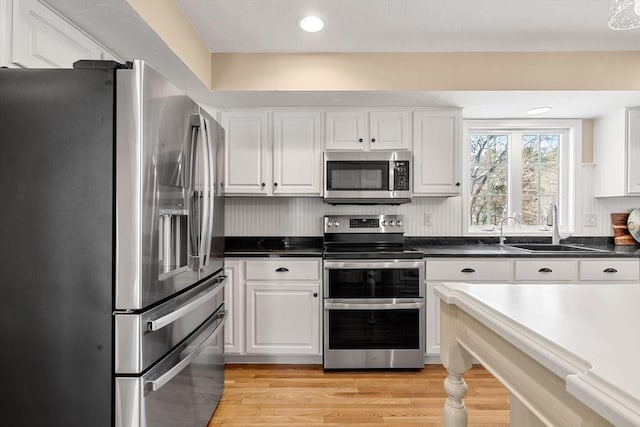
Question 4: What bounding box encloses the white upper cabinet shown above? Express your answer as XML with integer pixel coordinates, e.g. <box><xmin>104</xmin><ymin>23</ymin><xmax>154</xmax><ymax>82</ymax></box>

<box><xmin>272</xmin><ymin>111</ymin><xmax>323</xmax><ymax>195</ymax></box>
<box><xmin>325</xmin><ymin>110</ymin><xmax>410</xmax><ymax>150</ymax></box>
<box><xmin>4</xmin><ymin>0</ymin><xmax>114</xmax><ymax>69</ymax></box>
<box><xmin>221</xmin><ymin>111</ymin><xmax>270</xmax><ymax>195</ymax></box>
<box><xmin>412</xmin><ymin>110</ymin><xmax>462</xmax><ymax>195</ymax></box>
<box><xmin>593</xmin><ymin>108</ymin><xmax>640</xmax><ymax>196</ymax></box>
<box><xmin>222</xmin><ymin>110</ymin><xmax>323</xmax><ymax>196</ymax></box>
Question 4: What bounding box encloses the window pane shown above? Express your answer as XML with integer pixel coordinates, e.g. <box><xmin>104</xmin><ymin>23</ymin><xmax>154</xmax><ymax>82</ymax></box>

<box><xmin>470</xmin><ymin>196</ymin><xmax>506</xmax><ymax>225</ymax></box>
<box><xmin>519</xmin><ymin>134</ymin><xmax>561</xmax><ymax>225</ymax></box>
<box><xmin>469</xmin><ymin>134</ymin><xmax>508</xmax><ymax>225</ymax></box>
<box><xmin>470</xmin><ymin>135</ymin><xmax>507</xmax><ymax>164</ymax></box>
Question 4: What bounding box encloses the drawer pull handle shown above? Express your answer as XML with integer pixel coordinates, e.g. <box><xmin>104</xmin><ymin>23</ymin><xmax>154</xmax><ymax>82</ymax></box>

<box><xmin>461</xmin><ymin>268</ymin><xmax>475</xmax><ymax>273</ymax></box>
<box><xmin>538</xmin><ymin>267</ymin><xmax>553</xmax><ymax>273</ymax></box>
<box><xmin>275</xmin><ymin>267</ymin><xmax>289</xmax><ymax>272</ymax></box>
<box><xmin>603</xmin><ymin>268</ymin><xmax>618</xmax><ymax>273</ymax></box>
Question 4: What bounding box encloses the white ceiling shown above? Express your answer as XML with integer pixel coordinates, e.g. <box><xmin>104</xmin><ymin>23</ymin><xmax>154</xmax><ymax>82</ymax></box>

<box><xmin>176</xmin><ymin>0</ymin><xmax>640</xmax><ymax>53</ymax></box>
<box><xmin>45</xmin><ymin>0</ymin><xmax>640</xmax><ymax>118</ymax></box>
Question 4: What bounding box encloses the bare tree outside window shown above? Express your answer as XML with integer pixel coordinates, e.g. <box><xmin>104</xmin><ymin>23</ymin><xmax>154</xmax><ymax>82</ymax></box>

<box><xmin>469</xmin><ymin>135</ymin><xmax>508</xmax><ymax>226</ymax></box>
<box><xmin>469</xmin><ymin>132</ymin><xmax>560</xmax><ymax>228</ymax></box>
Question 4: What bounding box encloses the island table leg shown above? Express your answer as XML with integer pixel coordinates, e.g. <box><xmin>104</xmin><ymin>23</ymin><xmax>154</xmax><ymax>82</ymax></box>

<box><xmin>440</xmin><ymin>300</ymin><xmax>473</xmax><ymax>427</ymax></box>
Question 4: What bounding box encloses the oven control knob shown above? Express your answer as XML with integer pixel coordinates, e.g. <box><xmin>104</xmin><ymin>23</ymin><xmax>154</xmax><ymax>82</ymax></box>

<box><xmin>327</xmin><ymin>220</ymin><xmax>334</xmax><ymax>227</ymax></box>
<box><xmin>389</xmin><ymin>220</ymin><xmax>395</xmax><ymax>226</ymax></box>
<box><xmin>396</xmin><ymin>220</ymin><xmax>403</xmax><ymax>226</ymax></box>
<box><xmin>381</xmin><ymin>220</ymin><xmax>387</xmax><ymax>226</ymax></box>
<box><xmin>334</xmin><ymin>221</ymin><xmax>340</xmax><ymax>227</ymax></box>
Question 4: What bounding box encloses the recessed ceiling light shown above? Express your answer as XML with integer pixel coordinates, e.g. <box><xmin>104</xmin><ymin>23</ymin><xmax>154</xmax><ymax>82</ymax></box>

<box><xmin>528</xmin><ymin>106</ymin><xmax>552</xmax><ymax>115</ymax></box>
<box><xmin>299</xmin><ymin>15</ymin><xmax>325</xmax><ymax>33</ymax></box>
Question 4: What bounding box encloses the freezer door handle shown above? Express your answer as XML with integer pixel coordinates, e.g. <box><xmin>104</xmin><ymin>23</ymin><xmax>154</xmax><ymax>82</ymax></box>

<box><xmin>146</xmin><ymin>309</ymin><xmax>226</xmax><ymax>392</ymax></box>
<box><xmin>147</xmin><ymin>275</ymin><xmax>227</xmax><ymax>331</ymax></box>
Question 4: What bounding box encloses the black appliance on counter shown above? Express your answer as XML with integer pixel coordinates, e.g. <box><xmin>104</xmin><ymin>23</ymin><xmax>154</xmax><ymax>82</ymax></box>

<box><xmin>0</xmin><ymin>60</ymin><xmax>226</xmax><ymax>427</ymax></box>
<box><xmin>323</xmin><ymin>215</ymin><xmax>425</xmax><ymax>370</ymax></box>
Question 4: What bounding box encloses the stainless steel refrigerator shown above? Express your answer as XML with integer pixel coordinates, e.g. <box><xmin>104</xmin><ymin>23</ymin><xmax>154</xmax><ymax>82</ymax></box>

<box><xmin>0</xmin><ymin>59</ymin><xmax>226</xmax><ymax>427</ymax></box>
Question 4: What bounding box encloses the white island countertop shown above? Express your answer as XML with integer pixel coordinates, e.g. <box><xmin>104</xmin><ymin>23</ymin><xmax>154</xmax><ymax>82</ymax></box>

<box><xmin>435</xmin><ymin>283</ymin><xmax>640</xmax><ymax>426</ymax></box>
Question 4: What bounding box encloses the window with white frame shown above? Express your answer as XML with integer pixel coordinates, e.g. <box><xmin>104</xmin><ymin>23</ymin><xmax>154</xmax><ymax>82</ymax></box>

<box><xmin>463</xmin><ymin>120</ymin><xmax>580</xmax><ymax>235</ymax></box>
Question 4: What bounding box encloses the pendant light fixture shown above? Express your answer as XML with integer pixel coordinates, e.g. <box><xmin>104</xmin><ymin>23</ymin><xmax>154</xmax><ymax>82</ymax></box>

<box><xmin>609</xmin><ymin>0</ymin><xmax>640</xmax><ymax>30</ymax></box>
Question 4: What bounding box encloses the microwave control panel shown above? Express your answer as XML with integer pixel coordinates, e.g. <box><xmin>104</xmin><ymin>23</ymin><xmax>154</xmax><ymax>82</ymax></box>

<box><xmin>393</xmin><ymin>161</ymin><xmax>410</xmax><ymax>190</ymax></box>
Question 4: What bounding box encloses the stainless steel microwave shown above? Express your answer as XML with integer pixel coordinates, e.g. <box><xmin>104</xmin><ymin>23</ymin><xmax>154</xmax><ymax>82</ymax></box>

<box><xmin>323</xmin><ymin>151</ymin><xmax>412</xmax><ymax>204</ymax></box>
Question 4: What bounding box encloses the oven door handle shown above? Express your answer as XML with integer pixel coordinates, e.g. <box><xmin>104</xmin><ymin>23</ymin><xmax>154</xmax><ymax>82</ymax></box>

<box><xmin>324</xmin><ymin>302</ymin><xmax>424</xmax><ymax>310</ymax></box>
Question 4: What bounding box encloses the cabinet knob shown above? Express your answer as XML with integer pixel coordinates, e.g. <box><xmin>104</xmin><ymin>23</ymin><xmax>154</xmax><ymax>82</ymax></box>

<box><xmin>371</xmin><ymin>138</ymin><xmax>376</xmax><ymax>143</ymax></box>
<box><xmin>274</xmin><ymin>182</ymin><xmax>278</xmax><ymax>187</ymax></box>
<box><xmin>603</xmin><ymin>268</ymin><xmax>618</xmax><ymax>273</ymax></box>
<box><xmin>275</xmin><ymin>267</ymin><xmax>289</xmax><ymax>272</ymax></box>
<box><xmin>461</xmin><ymin>268</ymin><xmax>475</xmax><ymax>273</ymax></box>
<box><xmin>261</xmin><ymin>182</ymin><xmax>266</xmax><ymax>187</ymax></box>
<box><xmin>538</xmin><ymin>267</ymin><xmax>553</xmax><ymax>273</ymax></box>
<box><xmin>313</xmin><ymin>292</ymin><xmax>318</xmax><ymax>298</ymax></box>
<box><xmin>358</xmin><ymin>138</ymin><xmax>363</xmax><ymax>143</ymax></box>
<box><xmin>456</xmin><ymin>182</ymin><xmax>461</xmax><ymax>187</ymax></box>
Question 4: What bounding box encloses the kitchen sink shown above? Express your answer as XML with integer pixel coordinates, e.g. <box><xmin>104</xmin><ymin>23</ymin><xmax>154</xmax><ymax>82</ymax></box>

<box><xmin>506</xmin><ymin>243</ymin><xmax>609</xmax><ymax>253</ymax></box>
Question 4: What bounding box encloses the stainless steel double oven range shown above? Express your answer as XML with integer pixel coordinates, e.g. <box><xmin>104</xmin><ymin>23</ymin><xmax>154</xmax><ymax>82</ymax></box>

<box><xmin>323</xmin><ymin>215</ymin><xmax>425</xmax><ymax>370</ymax></box>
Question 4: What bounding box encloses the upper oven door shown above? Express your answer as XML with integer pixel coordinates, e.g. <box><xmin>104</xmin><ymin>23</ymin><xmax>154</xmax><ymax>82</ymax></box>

<box><xmin>323</xmin><ymin>260</ymin><xmax>425</xmax><ymax>299</ymax></box>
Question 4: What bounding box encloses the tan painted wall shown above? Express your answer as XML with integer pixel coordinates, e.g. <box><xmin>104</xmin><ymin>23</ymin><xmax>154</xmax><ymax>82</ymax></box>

<box><xmin>127</xmin><ymin>0</ymin><xmax>211</xmax><ymax>88</ymax></box>
<box><xmin>210</xmin><ymin>52</ymin><xmax>640</xmax><ymax>91</ymax></box>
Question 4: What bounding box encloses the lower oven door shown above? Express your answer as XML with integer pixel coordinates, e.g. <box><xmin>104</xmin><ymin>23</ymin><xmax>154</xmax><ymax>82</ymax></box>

<box><xmin>323</xmin><ymin>299</ymin><xmax>425</xmax><ymax>369</ymax></box>
<box><xmin>115</xmin><ymin>306</ymin><xmax>225</xmax><ymax>427</ymax></box>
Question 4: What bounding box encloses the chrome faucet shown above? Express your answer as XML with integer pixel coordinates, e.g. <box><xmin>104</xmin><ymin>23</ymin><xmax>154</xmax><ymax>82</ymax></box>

<box><xmin>499</xmin><ymin>216</ymin><xmax>521</xmax><ymax>245</ymax></box>
<box><xmin>547</xmin><ymin>204</ymin><xmax>561</xmax><ymax>245</ymax></box>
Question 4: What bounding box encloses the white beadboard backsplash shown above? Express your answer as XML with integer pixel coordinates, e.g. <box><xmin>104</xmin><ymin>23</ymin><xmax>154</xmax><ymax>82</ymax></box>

<box><xmin>225</xmin><ymin>196</ymin><xmax>463</xmax><ymax>236</ymax></box>
<box><xmin>225</xmin><ymin>166</ymin><xmax>640</xmax><ymax>237</ymax></box>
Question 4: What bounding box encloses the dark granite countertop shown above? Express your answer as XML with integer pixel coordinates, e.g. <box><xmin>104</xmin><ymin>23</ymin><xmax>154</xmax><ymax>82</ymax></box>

<box><xmin>225</xmin><ymin>237</ymin><xmax>323</xmax><ymax>257</ymax></box>
<box><xmin>224</xmin><ymin>236</ymin><xmax>640</xmax><ymax>258</ymax></box>
<box><xmin>406</xmin><ymin>237</ymin><xmax>640</xmax><ymax>258</ymax></box>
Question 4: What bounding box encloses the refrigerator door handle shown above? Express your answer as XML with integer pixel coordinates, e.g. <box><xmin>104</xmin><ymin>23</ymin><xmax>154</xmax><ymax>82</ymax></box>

<box><xmin>187</xmin><ymin>115</ymin><xmax>211</xmax><ymax>269</ymax></box>
<box><xmin>203</xmin><ymin>116</ymin><xmax>215</xmax><ymax>264</ymax></box>
<box><xmin>146</xmin><ymin>309</ymin><xmax>226</xmax><ymax>392</ymax></box>
<box><xmin>147</xmin><ymin>275</ymin><xmax>227</xmax><ymax>331</ymax></box>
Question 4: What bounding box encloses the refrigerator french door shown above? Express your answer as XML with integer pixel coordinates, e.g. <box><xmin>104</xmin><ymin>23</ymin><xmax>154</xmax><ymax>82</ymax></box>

<box><xmin>0</xmin><ymin>60</ymin><xmax>225</xmax><ymax>427</ymax></box>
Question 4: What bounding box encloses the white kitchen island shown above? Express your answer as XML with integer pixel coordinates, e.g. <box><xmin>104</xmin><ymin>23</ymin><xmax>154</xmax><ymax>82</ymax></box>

<box><xmin>434</xmin><ymin>283</ymin><xmax>640</xmax><ymax>427</ymax></box>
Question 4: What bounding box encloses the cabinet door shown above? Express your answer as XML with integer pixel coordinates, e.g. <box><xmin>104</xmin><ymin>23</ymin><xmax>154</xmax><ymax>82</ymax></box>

<box><xmin>426</xmin><ymin>282</ymin><xmax>440</xmax><ymax>356</ymax></box>
<box><xmin>222</xmin><ymin>111</ymin><xmax>270</xmax><ymax>194</ymax></box>
<box><xmin>412</xmin><ymin>110</ymin><xmax>462</xmax><ymax>195</ymax></box>
<box><xmin>369</xmin><ymin>111</ymin><xmax>410</xmax><ymax>150</ymax></box>
<box><xmin>627</xmin><ymin>110</ymin><xmax>640</xmax><ymax>194</ymax></box>
<box><xmin>245</xmin><ymin>282</ymin><xmax>320</xmax><ymax>355</ymax></box>
<box><xmin>325</xmin><ymin>111</ymin><xmax>367</xmax><ymax>150</ymax></box>
<box><xmin>272</xmin><ymin>111</ymin><xmax>323</xmax><ymax>195</ymax></box>
<box><xmin>223</xmin><ymin>260</ymin><xmax>243</xmax><ymax>354</ymax></box>
<box><xmin>12</xmin><ymin>0</ymin><xmax>103</xmax><ymax>68</ymax></box>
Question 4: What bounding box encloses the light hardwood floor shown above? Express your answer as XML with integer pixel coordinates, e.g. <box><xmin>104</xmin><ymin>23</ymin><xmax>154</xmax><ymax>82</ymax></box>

<box><xmin>209</xmin><ymin>364</ymin><xmax>509</xmax><ymax>426</ymax></box>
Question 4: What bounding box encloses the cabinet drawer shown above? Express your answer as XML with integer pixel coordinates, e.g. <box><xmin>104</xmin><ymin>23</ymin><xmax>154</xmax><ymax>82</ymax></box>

<box><xmin>426</xmin><ymin>259</ymin><xmax>512</xmax><ymax>281</ymax></box>
<box><xmin>245</xmin><ymin>259</ymin><xmax>320</xmax><ymax>281</ymax></box>
<box><xmin>515</xmin><ymin>260</ymin><xmax>578</xmax><ymax>281</ymax></box>
<box><xmin>579</xmin><ymin>259</ymin><xmax>640</xmax><ymax>282</ymax></box>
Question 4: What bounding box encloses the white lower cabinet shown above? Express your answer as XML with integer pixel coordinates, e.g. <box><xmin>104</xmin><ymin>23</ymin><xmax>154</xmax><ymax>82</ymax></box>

<box><xmin>224</xmin><ymin>257</ymin><xmax>322</xmax><ymax>360</ymax></box>
<box><xmin>425</xmin><ymin>258</ymin><xmax>512</xmax><ymax>356</ymax></box>
<box><xmin>425</xmin><ymin>257</ymin><xmax>640</xmax><ymax>358</ymax></box>
<box><xmin>224</xmin><ymin>260</ymin><xmax>243</xmax><ymax>354</ymax></box>
<box><xmin>245</xmin><ymin>282</ymin><xmax>320</xmax><ymax>354</ymax></box>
